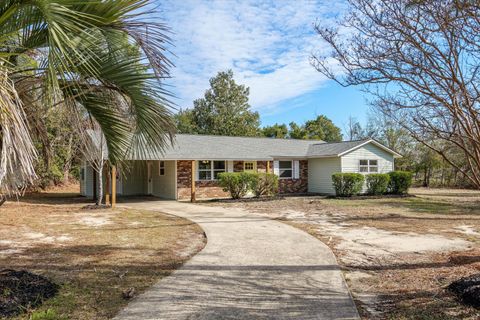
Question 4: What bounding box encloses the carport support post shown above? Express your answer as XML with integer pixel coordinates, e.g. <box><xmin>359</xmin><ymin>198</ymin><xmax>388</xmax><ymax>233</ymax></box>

<box><xmin>191</xmin><ymin>160</ymin><xmax>196</xmax><ymax>203</ymax></box>
<box><xmin>267</xmin><ymin>161</ymin><xmax>270</xmax><ymax>173</ymax></box>
<box><xmin>111</xmin><ymin>165</ymin><xmax>117</xmax><ymax>208</ymax></box>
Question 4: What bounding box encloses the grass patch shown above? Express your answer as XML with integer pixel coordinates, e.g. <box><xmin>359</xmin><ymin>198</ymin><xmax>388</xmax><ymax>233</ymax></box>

<box><xmin>0</xmin><ymin>191</ymin><xmax>205</xmax><ymax>319</ymax></box>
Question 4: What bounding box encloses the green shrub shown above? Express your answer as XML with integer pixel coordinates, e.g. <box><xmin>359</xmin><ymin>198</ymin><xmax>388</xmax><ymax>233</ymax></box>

<box><xmin>331</xmin><ymin>173</ymin><xmax>365</xmax><ymax>197</ymax></box>
<box><xmin>250</xmin><ymin>173</ymin><xmax>279</xmax><ymax>197</ymax></box>
<box><xmin>388</xmin><ymin>171</ymin><xmax>413</xmax><ymax>194</ymax></box>
<box><xmin>366</xmin><ymin>173</ymin><xmax>390</xmax><ymax>195</ymax></box>
<box><xmin>218</xmin><ymin>172</ymin><xmax>256</xmax><ymax>199</ymax></box>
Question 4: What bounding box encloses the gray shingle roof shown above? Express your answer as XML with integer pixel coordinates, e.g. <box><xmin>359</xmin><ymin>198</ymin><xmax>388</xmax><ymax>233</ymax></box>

<box><xmin>143</xmin><ymin>134</ymin><xmax>322</xmax><ymax>160</ymax></box>
<box><xmin>89</xmin><ymin>131</ymin><xmax>400</xmax><ymax>160</ymax></box>
<box><xmin>307</xmin><ymin>140</ymin><xmax>370</xmax><ymax>157</ymax></box>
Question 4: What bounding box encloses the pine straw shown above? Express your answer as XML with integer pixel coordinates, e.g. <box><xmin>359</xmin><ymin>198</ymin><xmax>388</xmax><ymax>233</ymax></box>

<box><xmin>0</xmin><ymin>269</ymin><xmax>58</xmax><ymax>317</ymax></box>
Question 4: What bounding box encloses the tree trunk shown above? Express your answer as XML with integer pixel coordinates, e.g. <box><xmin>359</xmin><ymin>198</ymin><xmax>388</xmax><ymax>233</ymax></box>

<box><xmin>96</xmin><ymin>166</ymin><xmax>103</xmax><ymax>206</ymax></box>
<box><xmin>93</xmin><ymin>171</ymin><xmax>97</xmax><ymax>202</ymax></box>
<box><xmin>63</xmin><ymin>159</ymin><xmax>72</xmax><ymax>185</ymax></box>
<box><xmin>427</xmin><ymin>167</ymin><xmax>431</xmax><ymax>187</ymax></box>
<box><xmin>423</xmin><ymin>168</ymin><xmax>428</xmax><ymax>187</ymax></box>
<box><xmin>0</xmin><ymin>195</ymin><xmax>5</xmax><ymax>207</ymax></box>
<box><xmin>440</xmin><ymin>163</ymin><xmax>446</xmax><ymax>187</ymax></box>
<box><xmin>63</xmin><ymin>168</ymin><xmax>70</xmax><ymax>185</ymax></box>
<box><xmin>62</xmin><ymin>136</ymin><xmax>74</xmax><ymax>185</ymax></box>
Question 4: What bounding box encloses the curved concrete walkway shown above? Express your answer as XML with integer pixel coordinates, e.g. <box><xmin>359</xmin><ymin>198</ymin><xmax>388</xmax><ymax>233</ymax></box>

<box><xmin>115</xmin><ymin>200</ymin><xmax>359</xmax><ymax>320</ymax></box>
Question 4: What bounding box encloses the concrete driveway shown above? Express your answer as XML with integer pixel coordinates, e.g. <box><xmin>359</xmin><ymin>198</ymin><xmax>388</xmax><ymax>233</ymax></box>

<box><xmin>114</xmin><ymin>200</ymin><xmax>359</xmax><ymax>320</ymax></box>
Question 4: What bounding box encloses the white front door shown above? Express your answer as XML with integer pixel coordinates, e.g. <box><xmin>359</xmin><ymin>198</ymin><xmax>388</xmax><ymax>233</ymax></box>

<box><xmin>147</xmin><ymin>162</ymin><xmax>153</xmax><ymax>195</ymax></box>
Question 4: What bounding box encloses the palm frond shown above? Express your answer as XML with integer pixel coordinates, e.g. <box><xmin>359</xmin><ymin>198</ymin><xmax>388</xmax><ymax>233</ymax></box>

<box><xmin>0</xmin><ymin>68</ymin><xmax>37</xmax><ymax>195</ymax></box>
<box><xmin>0</xmin><ymin>0</ymin><xmax>176</xmax><ymax>193</ymax></box>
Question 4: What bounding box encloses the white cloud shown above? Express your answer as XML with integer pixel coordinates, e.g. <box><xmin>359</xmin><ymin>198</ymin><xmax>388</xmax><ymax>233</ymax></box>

<box><xmin>159</xmin><ymin>0</ymin><xmax>345</xmax><ymax>112</ymax></box>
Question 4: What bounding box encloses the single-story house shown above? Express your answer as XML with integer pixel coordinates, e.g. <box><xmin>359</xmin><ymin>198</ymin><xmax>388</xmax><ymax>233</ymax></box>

<box><xmin>80</xmin><ymin>134</ymin><xmax>401</xmax><ymax>201</ymax></box>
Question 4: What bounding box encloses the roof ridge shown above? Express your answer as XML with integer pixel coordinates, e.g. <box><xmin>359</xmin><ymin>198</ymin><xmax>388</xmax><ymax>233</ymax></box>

<box><xmin>310</xmin><ymin>139</ymin><xmax>370</xmax><ymax>146</ymax></box>
<box><xmin>174</xmin><ymin>133</ymin><xmax>324</xmax><ymax>143</ymax></box>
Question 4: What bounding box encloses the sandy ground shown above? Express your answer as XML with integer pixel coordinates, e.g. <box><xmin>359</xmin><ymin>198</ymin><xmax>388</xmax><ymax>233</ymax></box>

<box><xmin>0</xmin><ymin>186</ymin><xmax>206</xmax><ymax>319</ymax></box>
<box><xmin>273</xmin><ymin>208</ymin><xmax>471</xmax><ymax>267</ymax></box>
<box><xmin>205</xmin><ymin>188</ymin><xmax>480</xmax><ymax>319</ymax></box>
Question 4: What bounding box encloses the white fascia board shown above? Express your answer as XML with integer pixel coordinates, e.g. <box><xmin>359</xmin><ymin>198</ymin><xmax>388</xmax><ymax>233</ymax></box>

<box><xmin>337</xmin><ymin>139</ymin><xmax>403</xmax><ymax>158</ymax></box>
<box><xmin>270</xmin><ymin>156</ymin><xmax>308</xmax><ymax>160</ymax></box>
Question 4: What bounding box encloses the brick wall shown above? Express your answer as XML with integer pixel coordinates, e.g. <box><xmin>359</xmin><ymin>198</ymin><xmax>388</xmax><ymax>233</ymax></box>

<box><xmin>278</xmin><ymin>160</ymin><xmax>308</xmax><ymax>194</ymax></box>
<box><xmin>234</xmin><ymin>161</ymin><xmax>271</xmax><ymax>173</ymax></box>
<box><xmin>233</xmin><ymin>161</ymin><xmax>243</xmax><ymax>172</ymax></box>
<box><xmin>257</xmin><ymin>161</ymin><xmax>269</xmax><ymax>173</ymax></box>
<box><xmin>176</xmin><ymin>160</ymin><xmax>229</xmax><ymax>200</ymax></box>
<box><xmin>176</xmin><ymin>159</ymin><xmax>308</xmax><ymax>200</ymax></box>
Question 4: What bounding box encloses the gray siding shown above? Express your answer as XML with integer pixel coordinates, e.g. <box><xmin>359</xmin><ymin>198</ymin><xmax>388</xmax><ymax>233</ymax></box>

<box><xmin>122</xmin><ymin>161</ymin><xmax>148</xmax><ymax>196</ymax></box>
<box><xmin>341</xmin><ymin>143</ymin><xmax>394</xmax><ymax>193</ymax></box>
<box><xmin>81</xmin><ymin>164</ymin><xmax>96</xmax><ymax>198</ymax></box>
<box><xmin>80</xmin><ymin>162</ymin><xmax>87</xmax><ymax>196</ymax></box>
<box><xmin>81</xmin><ymin>164</ymin><xmax>111</xmax><ymax>198</ymax></box>
<box><xmin>81</xmin><ymin>160</ymin><xmax>177</xmax><ymax>199</ymax></box>
<box><xmin>308</xmin><ymin>157</ymin><xmax>341</xmax><ymax>195</ymax></box>
<box><xmin>151</xmin><ymin>160</ymin><xmax>177</xmax><ymax>199</ymax></box>
<box><xmin>341</xmin><ymin>143</ymin><xmax>394</xmax><ymax>173</ymax></box>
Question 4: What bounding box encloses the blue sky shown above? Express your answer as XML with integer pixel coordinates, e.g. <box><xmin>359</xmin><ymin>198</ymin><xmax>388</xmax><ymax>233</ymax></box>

<box><xmin>158</xmin><ymin>0</ymin><xmax>370</xmax><ymax>132</ymax></box>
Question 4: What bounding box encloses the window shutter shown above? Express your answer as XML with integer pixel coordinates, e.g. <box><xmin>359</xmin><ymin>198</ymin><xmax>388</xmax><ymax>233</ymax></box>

<box><xmin>294</xmin><ymin>160</ymin><xmax>300</xmax><ymax>179</ymax></box>
<box><xmin>273</xmin><ymin>161</ymin><xmax>280</xmax><ymax>176</ymax></box>
<box><xmin>227</xmin><ymin>161</ymin><xmax>234</xmax><ymax>172</ymax></box>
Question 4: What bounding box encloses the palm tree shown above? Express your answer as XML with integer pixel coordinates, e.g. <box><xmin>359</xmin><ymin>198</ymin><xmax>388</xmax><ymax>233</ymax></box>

<box><xmin>0</xmin><ymin>0</ymin><xmax>175</xmax><ymax>200</ymax></box>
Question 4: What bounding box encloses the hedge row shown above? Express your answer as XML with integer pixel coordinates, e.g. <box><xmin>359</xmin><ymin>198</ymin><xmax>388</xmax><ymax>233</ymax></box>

<box><xmin>366</xmin><ymin>173</ymin><xmax>390</xmax><ymax>195</ymax></box>
<box><xmin>388</xmin><ymin>171</ymin><xmax>413</xmax><ymax>194</ymax></box>
<box><xmin>332</xmin><ymin>173</ymin><xmax>364</xmax><ymax>197</ymax></box>
<box><xmin>217</xmin><ymin>172</ymin><xmax>279</xmax><ymax>199</ymax></box>
<box><xmin>332</xmin><ymin>171</ymin><xmax>413</xmax><ymax>197</ymax></box>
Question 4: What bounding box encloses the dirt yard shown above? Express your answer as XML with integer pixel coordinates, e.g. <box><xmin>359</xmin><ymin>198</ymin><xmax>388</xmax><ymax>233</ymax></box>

<box><xmin>0</xmin><ymin>186</ymin><xmax>206</xmax><ymax>319</ymax></box>
<box><xmin>206</xmin><ymin>188</ymin><xmax>480</xmax><ymax>319</ymax></box>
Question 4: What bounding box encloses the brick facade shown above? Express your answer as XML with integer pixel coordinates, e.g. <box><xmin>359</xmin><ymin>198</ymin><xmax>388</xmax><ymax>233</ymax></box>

<box><xmin>233</xmin><ymin>161</ymin><xmax>244</xmax><ymax>172</ymax></box>
<box><xmin>176</xmin><ymin>159</ymin><xmax>308</xmax><ymax>200</ymax></box>
<box><xmin>257</xmin><ymin>161</ymin><xmax>269</xmax><ymax>173</ymax></box>
<box><xmin>235</xmin><ymin>160</ymin><xmax>270</xmax><ymax>173</ymax></box>
<box><xmin>278</xmin><ymin>160</ymin><xmax>308</xmax><ymax>194</ymax></box>
<box><xmin>177</xmin><ymin>160</ymin><xmax>230</xmax><ymax>200</ymax></box>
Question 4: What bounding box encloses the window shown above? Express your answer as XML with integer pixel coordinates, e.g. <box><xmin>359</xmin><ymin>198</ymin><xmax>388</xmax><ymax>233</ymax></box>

<box><xmin>244</xmin><ymin>161</ymin><xmax>256</xmax><ymax>172</ymax></box>
<box><xmin>80</xmin><ymin>168</ymin><xmax>85</xmax><ymax>181</ymax></box>
<box><xmin>279</xmin><ymin>161</ymin><xmax>293</xmax><ymax>178</ymax></box>
<box><xmin>213</xmin><ymin>161</ymin><xmax>226</xmax><ymax>179</ymax></box>
<box><xmin>198</xmin><ymin>160</ymin><xmax>211</xmax><ymax>180</ymax></box>
<box><xmin>198</xmin><ymin>160</ymin><xmax>226</xmax><ymax>180</ymax></box>
<box><xmin>159</xmin><ymin>161</ymin><xmax>165</xmax><ymax>176</ymax></box>
<box><xmin>359</xmin><ymin>159</ymin><xmax>378</xmax><ymax>173</ymax></box>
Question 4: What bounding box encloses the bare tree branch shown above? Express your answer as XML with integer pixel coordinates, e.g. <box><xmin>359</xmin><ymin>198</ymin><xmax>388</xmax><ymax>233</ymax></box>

<box><xmin>312</xmin><ymin>0</ymin><xmax>480</xmax><ymax>188</ymax></box>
